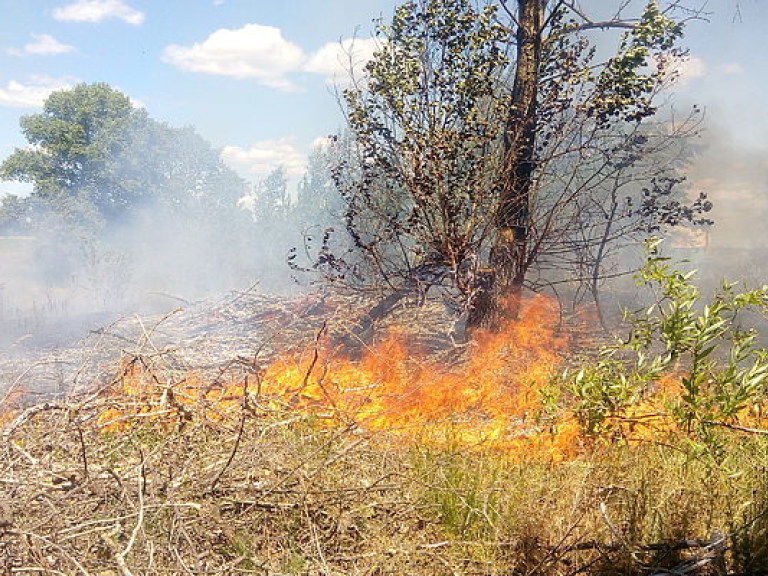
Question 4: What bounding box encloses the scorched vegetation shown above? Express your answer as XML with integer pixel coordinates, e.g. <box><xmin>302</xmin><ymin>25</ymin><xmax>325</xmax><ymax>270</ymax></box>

<box><xmin>3</xmin><ymin>245</ymin><xmax>768</xmax><ymax>575</ymax></box>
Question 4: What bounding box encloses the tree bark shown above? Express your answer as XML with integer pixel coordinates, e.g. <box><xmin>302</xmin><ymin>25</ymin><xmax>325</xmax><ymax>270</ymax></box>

<box><xmin>468</xmin><ymin>0</ymin><xmax>544</xmax><ymax>330</ymax></box>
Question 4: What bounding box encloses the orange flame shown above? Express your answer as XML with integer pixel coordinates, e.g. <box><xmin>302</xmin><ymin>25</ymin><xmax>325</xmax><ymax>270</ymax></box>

<box><xmin>95</xmin><ymin>362</ymin><xmax>248</xmax><ymax>432</ymax></box>
<box><xmin>9</xmin><ymin>294</ymin><xmax>768</xmax><ymax>458</ymax></box>
<box><xmin>93</xmin><ymin>294</ymin><xmax>578</xmax><ymax>460</ymax></box>
<box><xmin>0</xmin><ymin>385</ymin><xmax>25</xmax><ymax>428</ymax></box>
<box><xmin>258</xmin><ymin>294</ymin><xmax>575</xmax><ymax>459</ymax></box>
<box><xmin>108</xmin><ymin>294</ymin><xmax>768</xmax><ymax>460</ymax></box>
<box><xmin>593</xmin><ymin>371</ymin><xmax>768</xmax><ymax>443</ymax></box>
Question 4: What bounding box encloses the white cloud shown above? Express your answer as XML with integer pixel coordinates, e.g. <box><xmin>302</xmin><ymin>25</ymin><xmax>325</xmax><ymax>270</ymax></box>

<box><xmin>162</xmin><ymin>25</ymin><xmax>379</xmax><ymax>91</ymax></box>
<box><xmin>311</xmin><ymin>136</ymin><xmax>333</xmax><ymax>150</ymax></box>
<box><xmin>665</xmin><ymin>54</ymin><xmax>706</xmax><ymax>86</ymax></box>
<box><xmin>304</xmin><ymin>37</ymin><xmax>380</xmax><ymax>85</ymax></box>
<box><xmin>236</xmin><ymin>195</ymin><xmax>258</xmax><ymax>213</ymax></box>
<box><xmin>221</xmin><ymin>138</ymin><xmax>307</xmax><ymax>180</ymax></box>
<box><xmin>52</xmin><ymin>0</ymin><xmax>145</xmax><ymax>25</ymax></box>
<box><xmin>0</xmin><ymin>181</ymin><xmax>33</xmax><ymax>198</ymax></box>
<box><xmin>0</xmin><ymin>76</ymin><xmax>74</xmax><ymax>108</ymax></box>
<box><xmin>7</xmin><ymin>34</ymin><xmax>75</xmax><ymax>56</ymax></box>
<box><xmin>163</xmin><ymin>24</ymin><xmax>304</xmax><ymax>91</ymax></box>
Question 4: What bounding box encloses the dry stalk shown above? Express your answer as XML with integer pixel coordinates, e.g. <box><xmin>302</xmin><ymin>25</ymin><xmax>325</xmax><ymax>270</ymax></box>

<box><xmin>1</xmin><ymin>360</ymin><xmax>68</xmax><ymax>406</ymax></box>
<box><xmin>2</xmin><ymin>402</ymin><xmax>66</xmax><ymax>443</ymax></box>
<box><xmin>207</xmin><ymin>374</ymin><xmax>254</xmax><ymax>494</ymax></box>
<box><xmin>9</xmin><ymin>530</ymin><xmax>92</xmax><ymax>575</ymax></box>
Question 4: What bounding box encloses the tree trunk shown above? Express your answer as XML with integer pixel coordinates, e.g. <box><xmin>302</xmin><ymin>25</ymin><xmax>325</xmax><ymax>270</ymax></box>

<box><xmin>468</xmin><ymin>0</ymin><xmax>544</xmax><ymax>330</ymax></box>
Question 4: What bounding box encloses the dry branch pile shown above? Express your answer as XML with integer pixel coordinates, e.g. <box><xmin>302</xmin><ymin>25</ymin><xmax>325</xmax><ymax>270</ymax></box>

<box><xmin>1</xmin><ymin>356</ymin><xmax>736</xmax><ymax>575</ymax></box>
<box><xmin>1</xmin><ymin>390</ymin><xmax>455</xmax><ymax>575</ymax></box>
<box><xmin>0</xmin><ymin>287</ymin><xmax>463</xmax><ymax>404</ymax></box>
<box><xmin>0</xmin><ymin>288</ymin><xmax>735</xmax><ymax>575</ymax></box>
<box><xmin>0</xmin><ymin>289</ymin><xmax>473</xmax><ymax>574</ymax></box>
<box><xmin>0</xmin><ymin>370</ymin><xmax>738</xmax><ymax>575</ymax></box>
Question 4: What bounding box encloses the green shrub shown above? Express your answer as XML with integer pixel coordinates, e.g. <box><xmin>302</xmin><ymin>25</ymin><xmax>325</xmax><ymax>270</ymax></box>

<box><xmin>561</xmin><ymin>239</ymin><xmax>768</xmax><ymax>452</ymax></box>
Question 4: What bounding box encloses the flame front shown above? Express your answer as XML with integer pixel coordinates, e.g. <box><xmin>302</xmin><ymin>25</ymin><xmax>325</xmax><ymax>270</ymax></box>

<box><xmin>259</xmin><ymin>294</ymin><xmax>574</xmax><ymax>458</ymax></box>
<box><xmin>91</xmin><ymin>294</ymin><xmax>576</xmax><ymax>459</ymax></box>
<box><xmin>7</xmin><ymin>292</ymin><xmax>767</xmax><ymax>463</ymax></box>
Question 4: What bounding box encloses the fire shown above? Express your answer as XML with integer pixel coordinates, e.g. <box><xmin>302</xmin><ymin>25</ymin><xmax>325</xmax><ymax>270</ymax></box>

<box><xmin>591</xmin><ymin>371</ymin><xmax>768</xmax><ymax>443</ymax></box>
<box><xmin>92</xmin><ymin>294</ymin><xmax>577</xmax><ymax>459</ymax></box>
<box><xmin>258</xmin><ymin>293</ymin><xmax>574</xmax><ymax>458</ymax></box>
<box><xmin>96</xmin><ymin>362</ymin><xmax>248</xmax><ymax>432</ymax></box>
<box><xmin>600</xmin><ymin>373</ymin><xmax>685</xmax><ymax>442</ymax></box>
<box><xmin>0</xmin><ymin>386</ymin><xmax>24</xmax><ymax>428</ymax></box>
<box><xmin>8</xmin><ymin>293</ymin><xmax>768</xmax><ymax>462</ymax></box>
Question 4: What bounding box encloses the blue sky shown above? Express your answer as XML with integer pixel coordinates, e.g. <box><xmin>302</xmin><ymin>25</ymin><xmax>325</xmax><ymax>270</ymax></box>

<box><xmin>0</xmin><ymin>0</ymin><xmax>395</xmax><ymax>190</ymax></box>
<box><xmin>0</xmin><ymin>0</ymin><xmax>765</xmax><ymax>213</ymax></box>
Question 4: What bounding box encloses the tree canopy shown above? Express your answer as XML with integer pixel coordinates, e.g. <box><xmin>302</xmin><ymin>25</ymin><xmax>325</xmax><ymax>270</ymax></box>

<box><xmin>325</xmin><ymin>0</ymin><xmax>712</xmax><ymax>329</ymax></box>
<box><xmin>0</xmin><ymin>82</ymin><xmax>258</xmax><ymax>304</ymax></box>
<box><xmin>0</xmin><ymin>82</ymin><xmax>247</xmax><ymax>229</ymax></box>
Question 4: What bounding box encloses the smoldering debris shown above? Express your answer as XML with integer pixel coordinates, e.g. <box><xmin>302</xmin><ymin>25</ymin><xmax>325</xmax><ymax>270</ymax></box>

<box><xmin>0</xmin><ymin>286</ymin><xmax>468</xmax><ymax>403</ymax></box>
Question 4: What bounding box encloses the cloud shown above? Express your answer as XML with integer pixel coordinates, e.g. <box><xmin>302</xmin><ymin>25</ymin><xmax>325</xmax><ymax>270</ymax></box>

<box><xmin>304</xmin><ymin>37</ymin><xmax>380</xmax><ymax>85</ymax></box>
<box><xmin>0</xmin><ymin>181</ymin><xmax>33</xmax><ymax>198</ymax></box>
<box><xmin>221</xmin><ymin>138</ymin><xmax>307</xmax><ymax>180</ymax></box>
<box><xmin>665</xmin><ymin>57</ymin><xmax>743</xmax><ymax>90</ymax></box>
<box><xmin>667</xmin><ymin>54</ymin><xmax>706</xmax><ymax>86</ymax></box>
<box><xmin>0</xmin><ymin>76</ymin><xmax>74</xmax><ymax>108</ymax></box>
<box><xmin>7</xmin><ymin>34</ymin><xmax>75</xmax><ymax>56</ymax></box>
<box><xmin>52</xmin><ymin>0</ymin><xmax>145</xmax><ymax>25</ymax></box>
<box><xmin>162</xmin><ymin>24</ymin><xmax>378</xmax><ymax>91</ymax></box>
<box><xmin>163</xmin><ymin>24</ymin><xmax>304</xmax><ymax>91</ymax></box>
<box><xmin>311</xmin><ymin>136</ymin><xmax>333</xmax><ymax>150</ymax></box>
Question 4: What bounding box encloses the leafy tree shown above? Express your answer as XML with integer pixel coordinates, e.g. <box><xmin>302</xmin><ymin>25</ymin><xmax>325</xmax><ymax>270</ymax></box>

<box><xmin>0</xmin><ymin>82</ymin><xmax>247</xmax><ymax>227</ymax></box>
<box><xmin>288</xmin><ymin>143</ymin><xmax>352</xmax><ymax>279</ymax></box>
<box><xmin>252</xmin><ymin>166</ymin><xmax>290</xmax><ymax>222</ymax></box>
<box><xmin>111</xmin><ymin>119</ymin><xmax>247</xmax><ymax>221</ymax></box>
<box><xmin>1</xmin><ymin>83</ymin><xmax>138</xmax><ymax>219</ymax></box>
<box><xmin>0</xmin><ymin>82</ymin><xmax>252</xmax><ymax>303</ymax></box>
<box><xmin>294</xmin><ymin>144</ymin><xmax>344</xmax><ymax>230</ymax></box>
<box><xmin>328</xmin><ymin>0</ymin><xmax>711</xmax><ymax>331</ymax></box>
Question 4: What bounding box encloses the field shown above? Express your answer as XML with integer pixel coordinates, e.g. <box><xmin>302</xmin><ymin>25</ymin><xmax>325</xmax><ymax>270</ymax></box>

<box><xmin>2</xmin><ymin>254</ymin><xmax>768</xmax><ymax>576</ymax></box>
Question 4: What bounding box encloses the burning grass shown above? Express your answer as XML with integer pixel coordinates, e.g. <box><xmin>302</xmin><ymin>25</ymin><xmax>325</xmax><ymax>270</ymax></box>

<box><xmin>3</xmin><ymin>280</ymin><xmax>768</xmax><ymax>574</ymax></box>
<box><xmin>85</xmin><ymin>294</ymin><xmax>574</xmax><ymax>458</ymax></box>
<box><xmin>2</xmin><ymin>365</ymin><xmax>768</xmax><ymax>575</ymax></box>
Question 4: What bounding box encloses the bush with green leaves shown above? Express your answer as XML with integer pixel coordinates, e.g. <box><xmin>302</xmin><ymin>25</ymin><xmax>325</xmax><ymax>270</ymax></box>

<box><xmin>560</xmin><ymin>239</ymin><xmax>768</xmax><ymax>447</ymax></box>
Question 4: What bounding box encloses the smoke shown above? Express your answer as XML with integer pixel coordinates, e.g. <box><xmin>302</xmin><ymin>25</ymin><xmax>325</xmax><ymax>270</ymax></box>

<box><xmin>683</xmin><ymin>113</ymin><xmax>768</xmax><ymax>287</ymax></box>
<box><xmin>0</xmin><ymin>181</ymin><xmax>311</xmax><ymax>351</ymax></box>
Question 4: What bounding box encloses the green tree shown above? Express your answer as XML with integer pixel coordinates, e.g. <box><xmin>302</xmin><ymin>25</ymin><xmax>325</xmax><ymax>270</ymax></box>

<box><xmin>111</xmin><ymin>120</ymin><xmax>247</xmax><ymax>219</ymax></box>
<box><xmin>331</xmin><ymin>0</ymin><xmax>710</xmax><ymax>331</ymax></box>
<box><xmin>253</xmin><ymin>166</ymin><xmax>290</xmax><ymax>222</ymax></box>
<box><xmin>287</xmin><ymin>142</ymin><xmax>353</xmax><ymax>284</ymax></box>
<box><xmin>1</xmin><ymin>83</ymin><xmax>137</xmax><ymax>218</ymax></box>
<box><xmin>294</xmin><ymin>144</ymin><xmax>343</xmax><ymax>229</ymax></box>
<box><xmin>0</xmin><ymin>82</ymin><xmax>247</xmax><ymax>227</ymax></box>
<box><xmin>0</xmin><ymin>82</ymin><xmax>252</xmax><ymax>303</ymax></box>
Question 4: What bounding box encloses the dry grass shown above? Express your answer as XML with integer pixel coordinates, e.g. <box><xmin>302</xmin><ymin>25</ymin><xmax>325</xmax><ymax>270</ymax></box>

<box><xmin>2</xmin><ymin>290</ymin><xmax>768</xmax><ymax>575</ymax></box>
<box><xmin>2</xmin><ymin>352</ymin><xmax>768</xmax><ymax>576</ymax></box>
<box><xmin>1</xmin><ymin>378</ymin><xmax>442</xmax><ymax>575</ymax></box>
